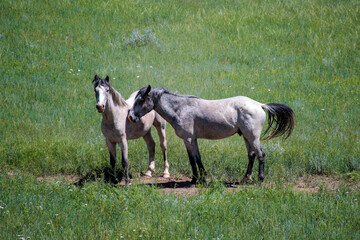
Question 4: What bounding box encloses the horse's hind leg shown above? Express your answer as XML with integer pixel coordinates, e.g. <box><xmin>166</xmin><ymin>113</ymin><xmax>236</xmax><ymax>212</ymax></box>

<box><xmin>153</xmin><ymin>118</ymin><xmax>170</xmax><ymax>178</ymax></box>
<box><xmin>142</xmin><ymin>131</ymin><xmax>156</xmax><ymax>177</ymax></box>
<box><xmin>241</xmin><ymin>137</ymin><xmax>256</xmax><ymax>184</ymax></box>
<box><xmin>242</xmin><ymin>136</ymin><xmax>266</xmax><ymax>182</ymax></box>
<box><xmin>251</xmin><ymin>139</ymin><xmax>266</xmax><ymax>181</ymax></box>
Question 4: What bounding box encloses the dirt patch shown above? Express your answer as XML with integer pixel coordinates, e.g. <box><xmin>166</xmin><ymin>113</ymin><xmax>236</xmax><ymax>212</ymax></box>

<box><xmin>137</xmin><ymin>176</ymin><xmax>200</xmax><ymax>196</ymax></box>
<box><xmin>294</xmin><ymin>175</ymin><xmax>360</xmax><ymax>193</ymax></box>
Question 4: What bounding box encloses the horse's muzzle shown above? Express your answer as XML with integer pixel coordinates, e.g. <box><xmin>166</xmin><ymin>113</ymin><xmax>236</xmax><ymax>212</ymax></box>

<box><xmin>128</xmin><ymin>111</ymin><xmax>138</xmax><ymax>123</ymax></box>
<box><xmin>96</xmin><ymin>104</ymin><xmax>105</xmax><ymax>113</ymax></box>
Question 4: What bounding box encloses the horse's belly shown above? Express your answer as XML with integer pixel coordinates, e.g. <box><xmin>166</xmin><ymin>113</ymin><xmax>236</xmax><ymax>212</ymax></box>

<box><xmin>195</xmin><ymin>123</ymin><xmax>238</xmax><ymax>139</ymax></box>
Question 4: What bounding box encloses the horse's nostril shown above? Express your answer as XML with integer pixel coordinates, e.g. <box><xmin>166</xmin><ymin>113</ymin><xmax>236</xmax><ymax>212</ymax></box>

<box><xmin>128</xmin><ymin>113</ymin><xmax>135</xmax><ymax>122</ymax></box>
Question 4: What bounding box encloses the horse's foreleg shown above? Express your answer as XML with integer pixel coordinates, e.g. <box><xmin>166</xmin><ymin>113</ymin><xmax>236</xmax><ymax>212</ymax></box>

<box><xmin>106</xmin><ymin>139</ymin><xmax>118</xmax><ymax>184</ymax></box>
<box><xmin>143</xmin><ymin>132</ymin><xmax>156</xmax><ymax>177</ymax></box>
<box><xmin>193</xmin><ymin>139</ymin><xmax>206</xmax><ymax>183</ymax></box>
<box><xmin>119</xmin><ymin>138</ymin><xmax>131</xmax><ymax>185</ymax></box>
<box><xmin>184</xmin><ymin>138</ymin><xmax>206</xmax><ymax>185</ymax></box>
<box><xmin>184</xmin><ymin>139</ymin><xmax>198</xmax><ymax>185</ymax></box>
<box><xmin>154</xmin><ymin>123</ymin><xmax>170</xmax><ymax>178</ymax></box>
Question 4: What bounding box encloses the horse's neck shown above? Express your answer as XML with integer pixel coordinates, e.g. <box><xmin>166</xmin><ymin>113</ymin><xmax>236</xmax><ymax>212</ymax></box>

<box><xmin>102</xmin><ymin>92</ymin><xmax>127</xmax><ymax>123</ymax></box>
<box><xmin>111</xmin><ymin>89</ymin><xmax>128</xmax><ymax>107</ymax></box>
<box><xmin>154</xmin><ymin>92</ymin><xmax>184</xmax><ymax>124</ymax></box>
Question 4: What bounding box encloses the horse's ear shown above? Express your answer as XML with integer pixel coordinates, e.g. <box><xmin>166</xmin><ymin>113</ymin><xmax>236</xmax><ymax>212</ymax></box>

<box><xmin>144</xmin><ymin>85</ymin><xmax>151</xmax><ymax>96</ymax></box>
<box><xmin>92</xmin><ymin>74</ymin><xmax>99</xmax><ymax>83</ymax></box>
<box><xmin>105</xmin><ymin>75</ymin><xmax>110</xmax><ymax>82</ymax></box>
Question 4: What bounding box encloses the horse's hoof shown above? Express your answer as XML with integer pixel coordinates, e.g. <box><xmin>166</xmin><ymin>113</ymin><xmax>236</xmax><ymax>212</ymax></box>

<box><xmin>241</xmin><ymin>176</ymin><xmax>252</xmax><ymax>184</ymax></box>
<box><xmin>258</xmin><ymin>176</ymin><xmax>265</xmax><ymax>182</ymax></box>
<box><xmin>199</xmin><ymin>178</ymin><xmax>206</xmax><ymax>185</ymax></box>
<box><xmin>190</xmin><ymin>178</ymin><xmax>197</xmax><ymax>185</ymax></box>
<box><xmin>162</xmin><ymin>173</ymin><xmax>170</xmax><ymax>178</ymax></box>
<box><xmin>125</xmin><ymin>179</ymin><xmax>132</xmax><ymax>186</ymax></box>
<box><xmin>144</xmin><ymin>171</ymin><xmax>153</xmax><ymax>177</ymax></box>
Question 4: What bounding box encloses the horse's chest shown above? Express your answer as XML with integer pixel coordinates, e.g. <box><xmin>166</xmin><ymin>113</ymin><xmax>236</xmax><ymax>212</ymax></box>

<box><xmin>101</xmin><ymin>122</ymin><xmax>125</xmax><ymax>141</ymax></box>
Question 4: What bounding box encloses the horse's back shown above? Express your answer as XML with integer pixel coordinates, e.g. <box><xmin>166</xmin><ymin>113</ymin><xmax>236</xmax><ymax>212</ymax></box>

<box><xmin>189</xmin><ymin>96</ymin><xmax>266</xmax><ymax>139</ymax></box>
<box><xmin>194</xmin><ymin>96</ymin><xmax>264</xmax><ymax>118</ymax></box>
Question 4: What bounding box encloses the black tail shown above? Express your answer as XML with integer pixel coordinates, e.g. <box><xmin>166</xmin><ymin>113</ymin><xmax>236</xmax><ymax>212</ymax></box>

<box><xmin>262</xmin><ymin>103</ymin><xmax>295</xmax><ymax>140</ymax></box>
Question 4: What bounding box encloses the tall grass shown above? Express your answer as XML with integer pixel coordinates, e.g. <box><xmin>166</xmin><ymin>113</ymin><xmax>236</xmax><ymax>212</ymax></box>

<box><xmin>1</xmin><ymin>0</ymin><xmax>359</xmax><ymax>180</ymax></box>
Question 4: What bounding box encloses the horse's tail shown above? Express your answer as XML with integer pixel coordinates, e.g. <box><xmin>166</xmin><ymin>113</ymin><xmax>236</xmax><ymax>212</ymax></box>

<box><xmin>261</xmin><ymin>103</ymin><xmax>295</xmax><ymax>140</ymax></box>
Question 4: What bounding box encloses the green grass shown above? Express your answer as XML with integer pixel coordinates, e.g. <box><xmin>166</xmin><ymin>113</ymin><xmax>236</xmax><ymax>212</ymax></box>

<box><xmin>1</xmin><ymin>0</ymin><xmax>359</xmax><ymax>179</ymax></box>
<box><xmin>1</xmin><ymin>172</ymin><xmax>359</xmax><ymax>239</ymax></box>
<box><xmin>1</xmin><ymin>0</ymin><xmax>360</xmax><ymax>238</ymax></box>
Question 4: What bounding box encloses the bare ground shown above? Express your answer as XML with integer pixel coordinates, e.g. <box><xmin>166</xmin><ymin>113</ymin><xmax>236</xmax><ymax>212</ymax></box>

<box><xmin>33</xmin><ymin>173</ymin><xmax>360</xmax><ymax>196</ymax></box>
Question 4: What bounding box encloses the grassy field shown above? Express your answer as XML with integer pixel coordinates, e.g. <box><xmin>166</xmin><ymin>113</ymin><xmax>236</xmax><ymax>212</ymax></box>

<box><xmin>1</xmin><ymin>0</ymin><xmax>359</xmax><ymax>238</ymax></box>
<box><xmin>1</xmin><ymin>172</ymin><xmax>359</xmax><ymax>239</ymax></box>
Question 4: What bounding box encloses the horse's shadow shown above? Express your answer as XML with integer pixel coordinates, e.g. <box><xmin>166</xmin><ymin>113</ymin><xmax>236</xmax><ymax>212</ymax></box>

<box><xmin>74</xmin><ymin>168</ymin><xmax>252</xmax><ymax>189</ymax></box>
<box><xmin>143</xmin><ymin>180</ymin><xmax>196</xmax><ymax>189</ymax></box>
<box><xmin>74</xmin><ymin>167</ymin><xmax>126</xmax><ymax>187</ymax></box>
<box><xmin>73</xmin><ymin>168</ymin><xmax>195</xmax><ymax>188</ymax></box>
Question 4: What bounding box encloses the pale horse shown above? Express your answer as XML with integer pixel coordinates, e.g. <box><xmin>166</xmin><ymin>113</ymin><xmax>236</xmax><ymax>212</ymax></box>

<box><xmin>92</xmin><ymin>76</ymin><xmax>170</xmax><ymax>185</ymax></box>
<box><xmin>128</xmin><ymin>86</ymin><xmax>295</xmax><ymax>185</ymax></box>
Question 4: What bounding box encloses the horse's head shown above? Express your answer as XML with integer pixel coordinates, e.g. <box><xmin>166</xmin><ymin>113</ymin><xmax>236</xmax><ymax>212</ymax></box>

<box><xmin>92</xmin><ymin>75</ymin><xmax>111</xmax><ymax>113</ymax></box>
<box><xmin>128</xmin><ymin>85</ymin><xmax>153</xmax><ymax>122</ymax></box>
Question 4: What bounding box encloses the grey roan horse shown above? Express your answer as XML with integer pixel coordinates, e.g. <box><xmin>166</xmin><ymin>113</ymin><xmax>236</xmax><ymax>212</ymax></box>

<box><xmin>93</xmin><ymin>76</ymin><xmax>170</xmax><ymax>185</ymax></box>
<box><xmin>129</xmin><ymin>86</ymin><xmax>295</xmax><ymax>184</ymax></box>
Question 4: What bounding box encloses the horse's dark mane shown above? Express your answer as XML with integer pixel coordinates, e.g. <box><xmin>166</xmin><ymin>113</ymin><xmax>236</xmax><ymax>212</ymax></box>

<box><xmin>159</xmin><ymin>88</ymin><xmax>199</xmax><ymax>99</ymax></box>
<box><xmin>135</xmin><ymin>86</ymin><xmax>200</xmax><ymax>101</ymax></box>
